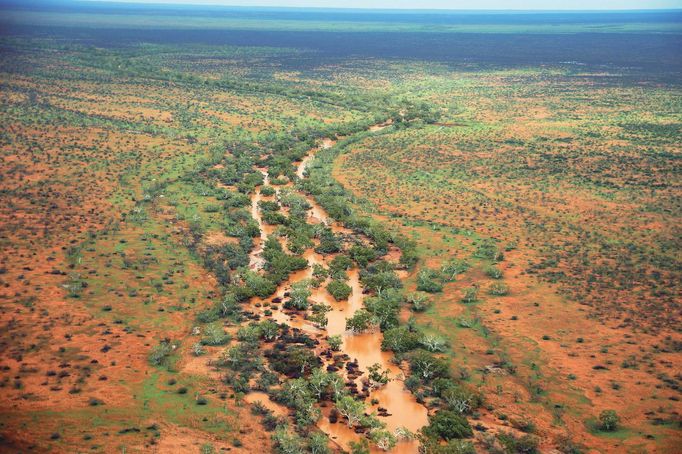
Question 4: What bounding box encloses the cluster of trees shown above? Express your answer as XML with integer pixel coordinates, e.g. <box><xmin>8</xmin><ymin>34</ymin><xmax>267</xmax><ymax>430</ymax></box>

<box><xmin>277</xmin><ymin>190</ymin><xmax>315</xmax><ymax>254</ymax></box>
<box><xmin>280</xmin><ymin>112</ymin><xmax>489</xmax><ymax>450</ymax></box>
<box><xmin>300</xmin><ymin>131</ymin><xmax>420</xmax><ymax>269</ymax></box>
<box><xmin>219</xmin><ymin>312</ymin><xmax>412</xmax><ymax>453</ymax></box>
<box><xmin>326</xmin><ymin>279</ymin><xmax>351</xmax><ymax>301</ymax></box>
<box><xmin>271</xmin><ymin>370</ymin><xmax>410</xmax><ymax>452</ymax></box>
<box><xmin>263</xmin><ymin>236</ymin><xmax>308</xmax><ymax>284</ymax></box>
<box><xmin>156</xmin><ymin>82</ymin><xmax>463</xmax><ymax>451</ymax></box>
<box><xmin>341</xmin><ymin>271</ymin><xmax>481</xmax><ymax>450</ymax></box>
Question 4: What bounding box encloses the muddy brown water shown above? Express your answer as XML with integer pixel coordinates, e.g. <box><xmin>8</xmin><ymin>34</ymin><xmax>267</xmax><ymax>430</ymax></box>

<box><xmin>249</xmin><ymin>169</ymin><xmax>275</xmax><ymax>270</ymax></box>
<box><xmin>245</xmin><ymin>126</ymin><xmax>426</xmax><ymax>452</ymax></box>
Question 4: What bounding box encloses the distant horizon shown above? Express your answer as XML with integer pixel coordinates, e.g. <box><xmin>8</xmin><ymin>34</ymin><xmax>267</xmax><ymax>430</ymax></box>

<box><xmin>73</xmin><ymin>0</ymin><xmax>682</xmax><ymax>12</ymax></box>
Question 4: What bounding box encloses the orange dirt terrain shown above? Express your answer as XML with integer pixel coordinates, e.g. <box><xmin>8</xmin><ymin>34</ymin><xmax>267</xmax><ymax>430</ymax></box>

<box><xmin>332</xmin><ymin>70</ymin><xmax>681</xmax><ymax>452</ymax></box>
<box><xmin>0</xmin><ymin>42</ymin><xmax>361</xmax><ymax>452</ymax></box>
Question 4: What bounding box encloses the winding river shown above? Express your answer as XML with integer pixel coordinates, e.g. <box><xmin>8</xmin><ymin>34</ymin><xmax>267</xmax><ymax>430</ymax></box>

<box><xmin>246</xmin><ymin>124</ymin><xmax>427</xmax><ymax>453</ymax></box>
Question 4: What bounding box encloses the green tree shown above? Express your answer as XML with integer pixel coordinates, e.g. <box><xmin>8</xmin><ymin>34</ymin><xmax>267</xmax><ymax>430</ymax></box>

<box><xmin>417</xmin><ymin>268</ymin><xmax>443</xmax><ymax>293</ymax></box>
<box><xmin>287</xmin><ymin>280</ymin><xmax>312</xmax><ymax>310</ymax></box>
<box><xmin>382</xmin><ymin>326</ymin><xmax>421</xmax><ymax>353</ymax></box>
<box><xmin>599</xmin><ymin>409</ymin><xmax>620</xmax><ymax>431</ymax></box>
<box><xmin>258</xmin><ymin>319</ymin><xmax>279</xmax><ymax>341</ymax></box>
<box><xmin>336</xmin><ymin>396</ymin><xmax>365</xmax><ymax>428</ymax></box>
<box><xmin>327</xmin><ymin>279</ymin><xmax>352</xmax><ymax>301</ymax></box>
<box><xmin>409</xmin><ymin>350</ymin><xmax>449</xmax><ymax>382</ymax></box>
<box><xmin>370</xmin><ymin>429</ymin><xmax>397</xmax><ymax>451</ymax></box>
<box><xmin>308</xmin><ymin>368</ymin><xmax>331</xmax><ymax>400</ymax></box>
<box><xmin>309</xmin><ymin>432</ymin><xmax>330</xmax><ymax>454</ymax></box>
<box><xmin>327</xmin><ymin>335</ymin><xmax>342</xmax><ymax>351</ymax></box>
<box><xmin>365</xmin><ymin>290</ymin><xmax>401</xmax><ymax>330</ymax></box>
<box><xmin>422</xmin><ymin>410</ymin><xmax>472</xmax><ymax>441</ymax></box>
<box><xmin>346</xmin><ymin>309</ymin><xmax>376</xmax><ymax>333</ymax></box>
<box><xmin>461</xmin><ymin>286</ymin><xmax>478</xmax><ymax>304</ymax></box>
<box><xmin>273</xmin><ymin>426</ymin><xmax>304</xmax><ymax>454</ymax></box>
<box><xmin>367</xmin><ymin>363</ymin><xmax>391</xmax><ymax>388</ymax></box>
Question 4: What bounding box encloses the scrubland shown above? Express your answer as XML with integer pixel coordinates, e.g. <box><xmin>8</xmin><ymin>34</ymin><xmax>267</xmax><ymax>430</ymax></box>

<box><xmin>0</xmin><ymin>5</ymin><xmax>680</xmax><ymax>454</ymax></box>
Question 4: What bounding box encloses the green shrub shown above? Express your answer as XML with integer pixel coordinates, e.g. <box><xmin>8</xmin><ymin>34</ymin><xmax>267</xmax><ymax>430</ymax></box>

<box><xmin>349</xmin><ymin>245</ymin><xmax>376</xmax><ymax>267</ymax></box>
<box><xmin>241</xmin><ymin>270</ymin><xmax>278</xmax><ymax>298</ymax></box>
<box><xmin>420</xmin><ymin>438</ymin><xmax>476</xmax><ymax>454</ymax></box>
<box><xmin>327</xmin><ymin>280</ymin><xmax>352</xmax><ymax>301</ymax></box>
<box><xmin>329</xmin><ymin>254</ymin><xmax>353</xmax><ymax>273</ymax></box>
<box><xmin>382</xmin><ymin>326</ymin><xmax>421</xmax><ymax>353</ymax></box>
<box><xmin>461</xmin><ymin>286</ymin><xmax>478</xmax><ymax>304</ymax></box>
<box><xmin>314</xmin><ymin>229</ymin><xmax>342</xmax><ymax>254</ymax></box>
<box><xmin>485</xmin><ymin>266</ymin><xmax>503</xmax><ymax>279</ymax></box>
<box><xmin>327</xmin><ymin>335</ymin><xmax>342</xmax><ymax>351</ymax></box>
<box><xmin>406</xmin><ymin>292</ymin><xmax>430</xmax><ymax>312</ymax></box>
<box><xmin>268</xmin><ymin>345</ymin><xmax>320</xmax><ymax>378</ymax></box>
<box><xmin>441</xmin><ymin>259</ymin><xmax>470</xmax><ymax>281</ymax></box>
<box><xmin>474</xmin><ymin>239</ymin><xmax>503</xmax><ymax>261</ymax></box>
<box><xmin>201</xmin><ymin>323</ymin><xmax>231</xmax><ymax>346</ymax></box>
<box><xmin>417</xmin><ymin>268</ymin><xmax>443</xmax><ymax>293</ymax></box>
<box><xmin>260</xmin><ymin>186</ymin><xmax>276</xmax><ymax>196</ymax></box>
<box><xmin>148</xmin><ymin>341</ymin><xmax>174</xmax><ymax>366</ymax></box>
<box><xmin>346</xmin><ymin>309</ymin><xmax>375</xmax><ymax>333</ymax></box>
<box><xmin>497</xmin><ymin>432</ymin><xmax>538</xmax><ymax>454</ymax></box>
<box><xmin>270</xmin><ymin>176</ymin><xmax>288</xmax><ymax>185</ymax></box>
<box><xmin>201</xmin><ymin>443</ymin><xmax>216</xmax><ymax>454</ymax></box>
<box><xmin>488</xmin><ymin>282</ymin><xmax>509</xmax><ymax>296</ymax></box>
<box><xmin>598</xmin><ymin>409</ymin><xmax>620</xmax><ymax>431</ymax></box>
<box><xmin>422</xmin><ymin>410</ymin><xmax>473</xmax><ymax>440</ymax></box>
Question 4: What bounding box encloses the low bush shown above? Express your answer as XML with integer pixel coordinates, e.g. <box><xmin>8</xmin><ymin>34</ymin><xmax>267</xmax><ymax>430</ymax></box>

<box><xmin>327</xmin><ymin>279</ymin><xmax>352</xmax><ymax>301</ymax></box>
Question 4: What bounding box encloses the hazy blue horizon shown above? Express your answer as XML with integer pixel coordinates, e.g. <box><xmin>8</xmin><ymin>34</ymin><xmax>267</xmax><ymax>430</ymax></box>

<box><xmin>78</xmin><ymin>0</ymin><xmax>682</xmax><ymax>11</ymax></box>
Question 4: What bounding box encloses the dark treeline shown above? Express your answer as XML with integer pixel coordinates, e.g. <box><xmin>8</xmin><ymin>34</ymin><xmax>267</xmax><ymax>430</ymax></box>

<box><xmin>3</xmin><ymin>26</ymin><xmax>682</xmax><ymax>78</ymax></box>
